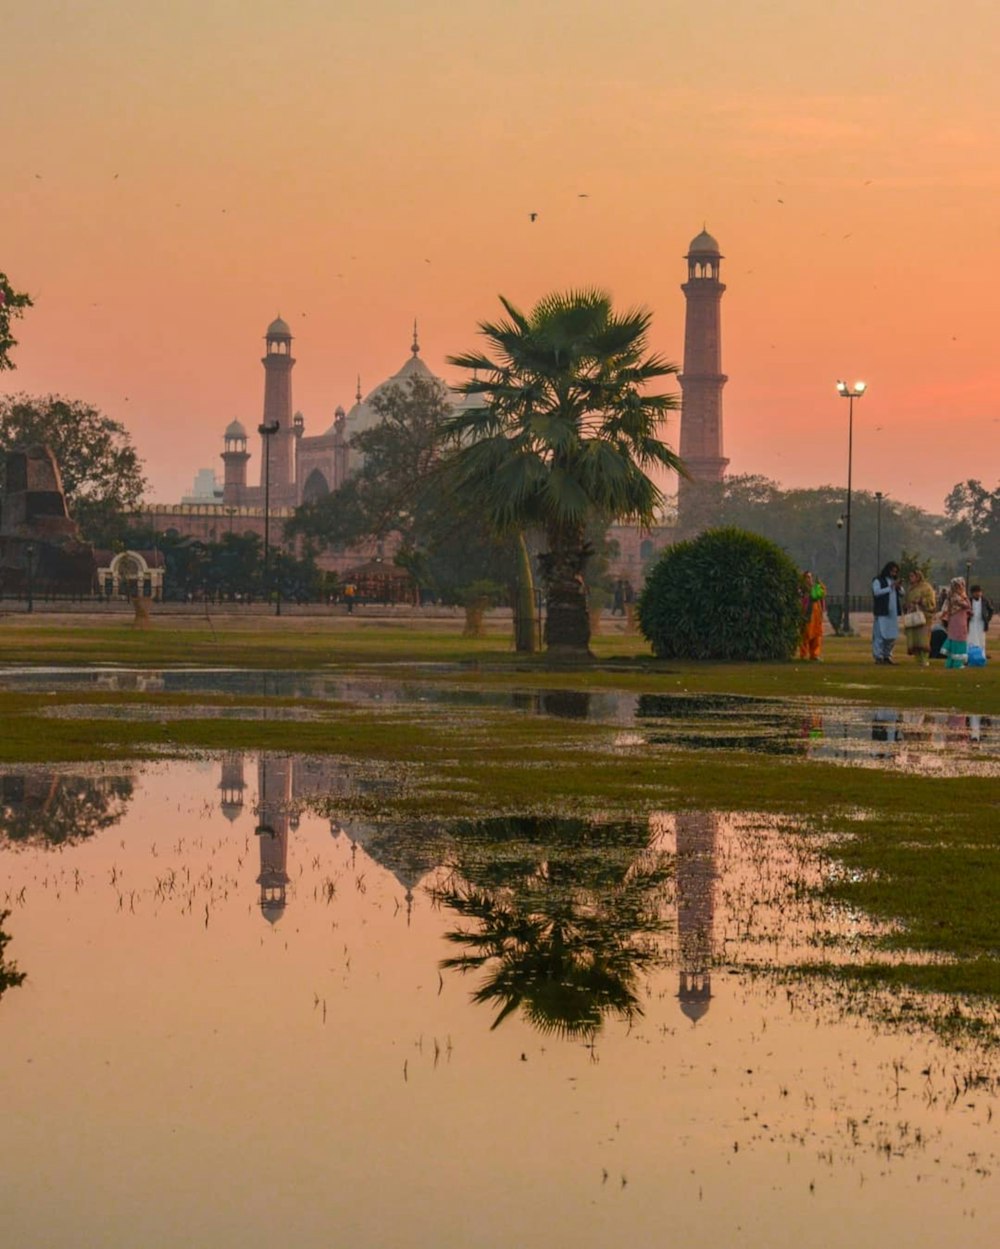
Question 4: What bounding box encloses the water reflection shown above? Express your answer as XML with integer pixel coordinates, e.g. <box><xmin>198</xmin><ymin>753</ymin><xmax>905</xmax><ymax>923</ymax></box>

<box><xmin>0</xmin><ymin>770</ymin><xmax>134</xmax><ymax>846</ymax></box>
<box><xmin>430</xmin><ymin>816</ymin><xmax>675</xmax><ymax>1039</ymax></box>
<box><xmin>2</xmin><ymin>758</ymin><xmax>997</xmax><ymax>1248</ymax></box>
<box><xmin>0</xmin><ymin>909</ymin><xmax>25</xmax><ymax>1000</ymax></box>
<box><xmin>5</xmin><ymin>667</ymin><xmax>996</xmax><ymax>775</ymax></box>
<box><xmin>676</xmin><ymin>812</ymin><xmax>717</xmax><ymax>1023</ymax></box>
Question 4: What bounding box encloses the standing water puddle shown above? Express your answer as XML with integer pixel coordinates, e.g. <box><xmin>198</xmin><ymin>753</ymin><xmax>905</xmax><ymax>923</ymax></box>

<box><xmin>1</xmin><ymin>755</ymin><xmax>997</xmax><ymax>1248</ymax></box>
<box><xmin>2</xmin><ymin>667</ymin><xmax>996</xmax><ymax>777</ymax></box>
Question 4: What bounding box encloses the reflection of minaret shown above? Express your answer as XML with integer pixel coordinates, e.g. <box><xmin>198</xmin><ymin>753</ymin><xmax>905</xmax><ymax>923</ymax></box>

<box><xmin>676</xmin><ymin>812</ymin><xmax>718</xmax><ymax>1022</ymax></box>
<box><xmin>678</xmin><ymin>229</ymin><xmax>729</xmax><ymax>531</ymax></box>
<box><xmin>256</xmin><ymin>755</ymin><xmax>292</xmax><ymax>924</ymax></box>
<box><xmin>219</xmin><ymin>752</ymin><xmax>246</xmax><ymax>822</ymax></box>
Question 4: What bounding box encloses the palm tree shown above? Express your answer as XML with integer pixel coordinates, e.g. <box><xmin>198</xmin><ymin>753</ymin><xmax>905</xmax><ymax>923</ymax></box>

<box><xmin>446</xmin><ymin>289</ymin><xmax>683</xmax><ymax>656</ymax></box>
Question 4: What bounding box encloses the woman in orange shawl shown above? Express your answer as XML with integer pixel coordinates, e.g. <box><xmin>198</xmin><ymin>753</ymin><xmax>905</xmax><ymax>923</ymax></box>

<box><xmin>798</xmin><ymin>571</ymin><xmax>826</xmax><ymax>661</ymax></box>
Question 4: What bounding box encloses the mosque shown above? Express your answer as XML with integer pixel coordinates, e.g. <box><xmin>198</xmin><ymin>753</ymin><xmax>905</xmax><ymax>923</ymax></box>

<box><xmin>136</xmin><ymin>229</ymin><xmax>729</xmax><ymax>579</ymax></box>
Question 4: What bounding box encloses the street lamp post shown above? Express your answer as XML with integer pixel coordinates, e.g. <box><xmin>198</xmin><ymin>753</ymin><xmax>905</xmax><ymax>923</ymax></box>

<box><xmin>257</xmin><ymin>420</ymin><xmax>279</xmax><ymax>612</ymax></box>
<box><xmin>874</xmin><ymin>490</ymin><xmax>884</xmax><ymax>570</ymax></box>
<box><xmin>835</xmin><ymin>380</ymin><xmax>867</xmax><ymax>635</ymax></box>
<box><xmin>25</xmin><ymin>541</ymin><xmax>35</xmax><ymax>614</ymax></box>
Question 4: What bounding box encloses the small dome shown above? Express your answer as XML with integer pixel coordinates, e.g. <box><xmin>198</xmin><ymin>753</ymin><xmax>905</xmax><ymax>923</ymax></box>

<box><xmin>687</xmin><ymin>228</ymin><xmax>721</xmax><ymax>255</ymax></box>
<box><xmin>266</xmin><ymin>315</ymin><xmax>292</xmax><ymax>338</ymax></box>
<box><xmin>224</xmin><ymin>419</ymin><xmax>247</xmax><ymax>439</ymax></box>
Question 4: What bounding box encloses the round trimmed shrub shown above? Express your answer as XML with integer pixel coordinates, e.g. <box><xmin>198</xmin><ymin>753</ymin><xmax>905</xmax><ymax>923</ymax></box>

<box><xmin>638</xmin><ymin>527</ymin><xmax>802</xmax><ymax>661</ymax></box>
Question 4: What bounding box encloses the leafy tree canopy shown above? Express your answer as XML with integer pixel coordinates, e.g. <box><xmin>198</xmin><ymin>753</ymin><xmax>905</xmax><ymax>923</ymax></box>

<box><xmin>680</xmin><ymin>474</ymin><xmax>957</xmax><ymax>592</ymax></box>
<box><xmin>944</xmin><ymin>479</ymin><xmax>1000</xmax><ymax>575</ymax></box>
<box><xmin>0</xmin><ymin>394</ymin><xmax>147</xmax><ymax>542</ymax></box>
<box><xmin>639</xmin><ymin>527</ymin><xmax>802</xmax><ymax>661</ymax></box>
<box><xmin>446</xmin><ymin>288</ymin><xmax>682</xmax><ymax>653</ymax></box>
<box><xmin>289</xmin><ymin>374</ymin><xmax>516</xmax><ymax>601</ymax></box>
<box><xmin>0</xmin><ymin>273</ymin><xmax>33</xmax><ymax>372</ymax></box>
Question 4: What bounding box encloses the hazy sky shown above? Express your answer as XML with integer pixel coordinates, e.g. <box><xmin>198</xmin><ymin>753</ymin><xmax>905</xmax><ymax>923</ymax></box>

<box><xmin>4</xmin><ymin>0</ymin><xmax>999</xmax><ymax>510</ymax></box>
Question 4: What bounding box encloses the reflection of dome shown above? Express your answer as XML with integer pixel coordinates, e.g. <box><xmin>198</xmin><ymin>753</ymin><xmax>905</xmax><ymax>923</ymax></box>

<box><xmin>220</xmin><ymin>801</ymin><xmax>242</xmax><ymax>823</ymax></box>
<box><xmin>687</xmin><ymin>228</ymin><xmax>720</xmax><ymax>255</ymax></box>
<box><xmin>679</xmin><ymin>998</ymin><xmax>711</xmax><ymax>1023</ymax></box>
<box><xmin>678</xmin><ymin>972</ymin><xmax>712</xmax><ymax>1022</ymax></box>
<box><xmin>224</xmin><ymin>419</ymin><xmax>247</xmax><ymax>439</ymax></box>
<box><xmin>260</xmin><ymin>899</ymin><xmax>286</xmax><ymax>925</ymax></box>
<box><xmin>267</xmin><ymin>315</ymin><xmax>291</xmax><ymax>338</ymax></box>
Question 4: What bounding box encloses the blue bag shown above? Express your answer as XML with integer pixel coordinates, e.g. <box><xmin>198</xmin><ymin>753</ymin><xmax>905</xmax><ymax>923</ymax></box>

<box><xmin>967</xmin><ymin>645</ymin><xmax>986</xmax><ymax>667</ymax></box>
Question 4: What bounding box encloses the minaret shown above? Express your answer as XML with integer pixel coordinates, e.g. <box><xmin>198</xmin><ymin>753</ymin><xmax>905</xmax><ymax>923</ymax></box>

<box><xmin>255</xmin><ymin>755</ymin><xmax>293</xmax><ymax>923</ymax></box>
<box><xmin>676</xmin><ymin>812</ymin><xmax>718</xmax><ymax>1023</ymax></box>
<box><xmin>219</xmin><ymin>752</ymin><xmax>246</xmax><ymax>822</ymax></box>
<box><xmin>221</xmin><ymin>420</ymin><xmax>250</xmax><ymax>505</ymax></box>
<box><xmin>260</xmin><ymin>316</ymin><xmax>296</xmax><ymax>503</ymax></box>
<box><xmin>678</xmin><ymin>229</ymin><xmax>729</xmax><ymax>530</ymax></box>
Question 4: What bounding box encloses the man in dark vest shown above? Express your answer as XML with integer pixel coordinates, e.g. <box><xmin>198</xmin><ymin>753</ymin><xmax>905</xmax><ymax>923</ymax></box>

<box><xmin>871</xmin><ymin>560</ymin><xmax>902</xmax><ymax>664</ymax></box>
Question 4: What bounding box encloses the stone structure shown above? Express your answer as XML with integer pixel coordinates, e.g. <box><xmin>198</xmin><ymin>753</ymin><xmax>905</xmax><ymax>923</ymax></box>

<box><xmin>677</xmin><ymin>228</ymin><xmax>729</xmax><ymax>531</ymax></box>
<box><xmin>0</xmin><ymin>444</ymin><xmax>96</xmax><ymax>594</ymax></box>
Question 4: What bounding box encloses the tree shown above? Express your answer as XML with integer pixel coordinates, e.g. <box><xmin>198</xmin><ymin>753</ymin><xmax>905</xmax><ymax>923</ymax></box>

<box><xmin>288</xmin><ymin>374</ymin><xmax>521</xmax><ymax>611</ymax></box>
<box><xmin>0</xmin><ymin>394</ymin><xmax>147</xmax><ymax>541</ymax></box>
<box><xmin>639</xmin><ymin>528</ymin><xmax>802</xmax><ymax>660</ymax></box>
<box><xmin>446</xmin><ymin>289</ymin><xmax>682</xmax><ymax>656</ymax></box>
<box><xmin>944</xmin><ymin>479</ymin><xmax>1000</xmax><ymax>576</ymax></box>
<box><xmin>0</xmin><ymin>273</ymin><xmax>33</xmax><ymax>372</ymax></box>
<box><xmin>682</xmin><ymin>474</ymin><xmax>956</xmax><ymax>591</ymax></box>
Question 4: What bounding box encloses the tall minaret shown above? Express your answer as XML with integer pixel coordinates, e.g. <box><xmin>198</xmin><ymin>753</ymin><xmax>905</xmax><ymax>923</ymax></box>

<box><xmin>260</xmin><ymin>316</ymin><xmax>296</xmax><ymax>503</ymax></box>
<box><xmin>678</xmin><ymin>229</ymin><xmax>729</xmax><ymax>530</ymax></box>
<box><xmin>221</xmin><ymin>420</ymin><xmax>250</xmax><ymax>505</ymax></box>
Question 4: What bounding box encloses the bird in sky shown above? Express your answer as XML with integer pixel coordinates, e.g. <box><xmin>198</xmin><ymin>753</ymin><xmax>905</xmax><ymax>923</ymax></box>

<box><xmin>529</xmin><ymin>212</ymin><xmax>538</xmax><ymax>222</ymax></box>
<box><xmin>578</xmin><ymin>193</ymin><xmax>589</xmax><ymax>198</ymax></box>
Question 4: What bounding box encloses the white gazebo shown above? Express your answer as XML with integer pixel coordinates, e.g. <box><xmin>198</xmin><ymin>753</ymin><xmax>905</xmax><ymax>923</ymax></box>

<box><xmin>97</xmin><ymin>550</ymin><xmax>164</xmax><ymax>600</ymax></box>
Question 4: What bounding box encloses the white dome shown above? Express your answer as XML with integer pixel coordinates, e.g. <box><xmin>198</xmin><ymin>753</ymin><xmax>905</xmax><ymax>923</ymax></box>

<box><xmin>341</xmin><ymin>337</ymin><xmax>451</xmax><ymax>463</ymax></box>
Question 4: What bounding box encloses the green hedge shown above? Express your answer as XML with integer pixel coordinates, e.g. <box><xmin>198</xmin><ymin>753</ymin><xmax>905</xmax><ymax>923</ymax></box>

<box><xmin>638</xmin><ymin>527</ymin><xmax>802</xmax><ymax>660</ymax></box>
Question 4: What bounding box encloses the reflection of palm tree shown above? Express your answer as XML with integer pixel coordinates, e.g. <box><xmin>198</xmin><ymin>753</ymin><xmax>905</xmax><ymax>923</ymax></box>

<box><xmin>0</xmin><ymin>772</ymin><xmax>134</xmax><ymax>846</ymax></box>
<box><xmin>0</xmin><ymin>909</ymin><xmax>26</xmax><ymax>1001</ymax></box>
<box><xmin>432</xmin><ymin>817</ymin><xmax>672</xmax><ymax>1040</ymax></box>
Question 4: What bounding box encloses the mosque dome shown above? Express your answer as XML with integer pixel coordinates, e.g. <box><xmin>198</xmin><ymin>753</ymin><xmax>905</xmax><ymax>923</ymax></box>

<box><xmin>340</xmin><ymin>329</ymin><xmax>450</xmax><ymax>455</ymax></box>
<box><xmin>687</xmin><ymin>228</ymin><xmax>721</xmax><ymax>255</ymax></box>
<box><xmin>224</xmin><ymin>418</ymin><xmax>247</xmax><ymax>440</ymax></box>
<box><xmin>266</xmin><ymin>315</ymin><xmax>292</xmax><ymax>338</ymax></box>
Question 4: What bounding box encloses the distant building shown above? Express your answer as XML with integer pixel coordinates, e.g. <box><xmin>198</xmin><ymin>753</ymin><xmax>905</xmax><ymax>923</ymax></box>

<box><xmin>141</xmin><ymin>229</ymin><xmax>731</xmax><ymax>579</ymax></box>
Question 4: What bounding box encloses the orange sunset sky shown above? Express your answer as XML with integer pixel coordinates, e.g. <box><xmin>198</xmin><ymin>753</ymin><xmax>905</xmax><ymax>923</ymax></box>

<box><xmin>3</xmin><ymin>0</ymin><xmax>999</xmax><ymax>514</ymax></box>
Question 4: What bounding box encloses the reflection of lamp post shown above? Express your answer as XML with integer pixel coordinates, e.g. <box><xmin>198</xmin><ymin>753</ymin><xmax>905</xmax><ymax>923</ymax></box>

<box><xmin>874</xmin><ymin>491</ymin><xmax>884</xmax><ymax>570</ymax></box>
<box><xmin>24</xmin><ymin>541</ymin><xmax>35</xmax><ymax>614</ymax></box>
<box><xmin>835</xmin><ymin>380</ymin><xmax>867</xmax><ymax>635</ymax></box>
<box><xmin>257</xmin><ymin>420</ymin><xmax>279</xmax><ymax>611</ymax></box>
<box><xmin>225</xmin><ymin>506</ymin><xmax>236</xmax><ymax>534</ymax></box>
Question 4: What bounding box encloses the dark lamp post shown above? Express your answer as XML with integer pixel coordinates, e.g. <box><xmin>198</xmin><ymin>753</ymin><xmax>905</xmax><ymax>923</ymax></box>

<box><xmin>257</xmin><ymin>420</ymin><xmax>280</xmax><ymax>613</ymax></box>
<box><xmin>836</xmin><ymin>380</ymin><xmax>866</xmax><ymax>635</ymax></box>
<box><xmin>25</xmin><ymin>541</ymin><xmax>35</xmax><ymax>614</ymax></box>
<box><xmin>875</xmin><ymin>491</ymin><xmax>884</xmax><ymax>570</ymax></box>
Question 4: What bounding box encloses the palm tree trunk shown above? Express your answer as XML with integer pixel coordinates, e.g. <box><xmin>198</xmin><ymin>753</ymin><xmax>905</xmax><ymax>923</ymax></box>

<box><xmin>513</xmin><ymin>531</ymin><xmax>538</xmax><ymax>653</ymax></box>
<box><xmin>539</xmin><ymin>526</ymin><xmax>592</xmax><ymax>657</ymax></box>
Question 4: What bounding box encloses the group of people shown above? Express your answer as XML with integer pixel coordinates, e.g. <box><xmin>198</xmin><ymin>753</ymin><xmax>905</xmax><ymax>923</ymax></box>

<box><xmin>797</xmin><ymin>563</ymin><xmax>994</xmax><ymax>669</ymax></box>
<box><xmin>872</xmin><ymin>561</ymin><xmax>994</xmax><ymax>668</ymax></box>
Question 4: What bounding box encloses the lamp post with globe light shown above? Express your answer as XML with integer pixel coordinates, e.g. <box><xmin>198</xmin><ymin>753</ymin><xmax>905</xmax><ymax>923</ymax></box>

<box><xmin>836</xmin><ymin>380</ymin><xmax>866</xmax><ymax>635</ymax></box>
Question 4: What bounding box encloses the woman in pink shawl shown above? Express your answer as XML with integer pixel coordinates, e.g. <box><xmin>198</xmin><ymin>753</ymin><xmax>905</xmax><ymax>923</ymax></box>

<box><xmin>940</xmin><ymin>577</ymin><xmax>972</xmax><ymax>669</ymax></box>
